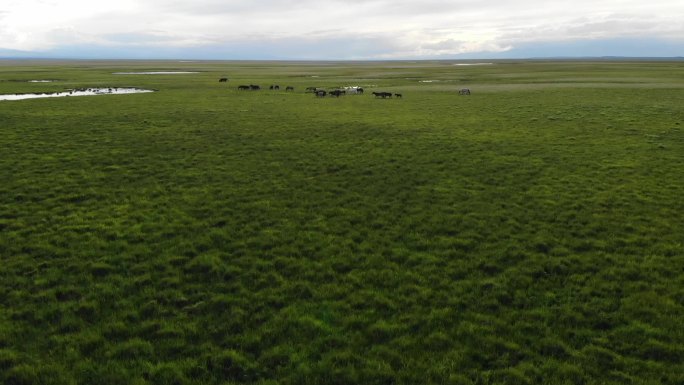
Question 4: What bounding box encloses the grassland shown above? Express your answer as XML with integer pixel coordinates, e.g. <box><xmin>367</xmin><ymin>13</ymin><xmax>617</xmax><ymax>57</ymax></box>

<box><xmin>1</xmin><ymin>59</ymin><xmax>683</xmax><ymax>384</ymax></box>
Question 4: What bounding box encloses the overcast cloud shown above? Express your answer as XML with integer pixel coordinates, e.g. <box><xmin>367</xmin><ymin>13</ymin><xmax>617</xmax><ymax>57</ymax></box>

<box><xmin>1</xmin><ymin>0</ymin><xmax>683</xmax><ymax>59</ymax></box>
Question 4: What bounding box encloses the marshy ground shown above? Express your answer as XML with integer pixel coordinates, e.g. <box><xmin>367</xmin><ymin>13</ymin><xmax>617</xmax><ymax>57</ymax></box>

<box><xmin>1</xmin><ymin>59</ymin><xmax>683</xmax><ymax>384</ymax></box>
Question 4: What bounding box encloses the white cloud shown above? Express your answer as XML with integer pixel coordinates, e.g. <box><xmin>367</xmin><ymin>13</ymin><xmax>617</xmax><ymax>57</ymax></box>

<box><xmin>0</xmin><ymin>0</ymin><xmax>682</xmax><ymax>58</ymax></box>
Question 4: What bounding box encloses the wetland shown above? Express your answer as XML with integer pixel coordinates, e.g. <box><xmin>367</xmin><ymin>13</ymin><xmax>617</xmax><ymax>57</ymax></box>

<box><xmin>1</xmin><ymin>59</ymin><xmax>683</xmax><ymax>385</ymax></box>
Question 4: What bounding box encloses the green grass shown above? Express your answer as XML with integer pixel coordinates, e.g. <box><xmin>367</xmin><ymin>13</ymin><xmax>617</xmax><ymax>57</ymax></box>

<box><xmin>1</xmin><ymin>59</ymin><xmax>684</xmax><ymax>384</ymax></box>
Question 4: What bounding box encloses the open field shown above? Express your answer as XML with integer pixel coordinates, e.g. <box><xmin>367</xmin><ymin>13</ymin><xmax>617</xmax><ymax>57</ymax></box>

<box><xmin>1</xmin><ymin>59</ymin><xmax>683</xmax><ymax>384</ymax></box>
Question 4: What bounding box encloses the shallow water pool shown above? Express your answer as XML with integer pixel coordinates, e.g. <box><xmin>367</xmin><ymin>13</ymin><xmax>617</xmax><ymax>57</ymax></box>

<box><xmin>0</xmin><ymin>87</ymin><xmax>155</xmax><ymax>101</ymax></box>
<box><xmin>113</xmin><ymin>71</ymin><xmax>199</xmax><ymax>75</ymax></box>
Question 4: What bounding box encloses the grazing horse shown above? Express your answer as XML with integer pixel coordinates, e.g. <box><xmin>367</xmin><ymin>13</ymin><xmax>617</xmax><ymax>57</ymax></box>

<box><xmin>285</xmin><ymin>86</ymin><xmax>294</xmax><ymax>91</ymax></box>
<box><xmin>329</xmin><ymin>90</ymin><xmax>345</xmax><ymax>97</ymax></box>
<box><xmin>250</xmin><ymin>84</ymin><xmax>260</xmax><ymax>90</ymax></box>
<box><xmin>357</xmin><ymin>87</ymin><xmax>364</xmax><ymax>94</ymax></box>
<box><xmin>394</xmin><ymin>93</ymin><xmax>402</xmax><ymax>98</ymax></box>
<box><xmin>269</xmin><ymin>85</ymin><xmax>280</xmax><ymax>90</ymax></box>
<box><xmin>305</xmin><ymin>87</ymin><xmax>317</xmax><ymax>93</ymax></box>
<box><xmin>458</xmin><ymin>88</ymin><xmax>471</xmax><ymax>95</ymax></box>
<box><xmin>372</xmin><ymin>91</ymin><xmax>392</xmax><ymax>98</ymax></box>
<box><xmin>238</xmin><ymin>85</ymin><xmax>250</xmax><ymax>90</ymax></box>
<box><xmin>219</xmin><ymin>78</ymin><xmax>228</xmax><ymax>82</ymax></box>
<box><xmin>315</xmin><ymin>90</ymin><xmax>327</xmax><ymax>97</ymax></box>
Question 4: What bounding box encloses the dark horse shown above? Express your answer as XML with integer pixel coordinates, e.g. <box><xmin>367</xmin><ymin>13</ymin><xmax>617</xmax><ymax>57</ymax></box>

<box><xmin>219</xmin><ymin>78</ymin><xmax>228</xmax><ymax>82</ymax></box>
<box><xmin>458</xmin><ymin>88</ymin><xmax>471</xmax><ymax>95</ymax></box>
<box><xmin>372</xmin><ymin>91</ymin><xmax>392</xmax><ymax>98</ymax></box>
<box><xmin>238</xmin><ymin>85</ymin><xmax>250</xmax><ymax>90</ymax></box>
<box><xmin>285</xmin><ymin>86</ymin><xmax>294</xmax><ymax>91</ymax></box>
<box><xmin>315</xmin><ymin>90</ymin><xmax>327</xmax><ymax>97</ymax></box>
<box><xmin>394</xmin><ymin>93</ymin><xmax>402</xmax><ymax>98</ymax></box>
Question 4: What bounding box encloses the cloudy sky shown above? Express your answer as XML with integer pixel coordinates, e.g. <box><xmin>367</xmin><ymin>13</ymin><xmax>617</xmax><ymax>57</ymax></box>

<box><xmin>1</xmin><ymin>0</ymin><xmax>683</xmax><ymax>59</ymax></box>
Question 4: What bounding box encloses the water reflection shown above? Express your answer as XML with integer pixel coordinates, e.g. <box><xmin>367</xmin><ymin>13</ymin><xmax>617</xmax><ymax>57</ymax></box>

<box><xmin>0</xmin><ymin>87</ymin><xmax>155</xmax><ymax>101</ymax></box>
<box><xmin>113</xmin><ymin>71</ymin><xmax>199</xmax><ymax>74</ymax></box>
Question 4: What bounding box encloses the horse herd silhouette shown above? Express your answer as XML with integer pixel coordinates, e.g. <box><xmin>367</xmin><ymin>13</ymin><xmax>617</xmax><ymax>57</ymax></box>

<box><xmin>218</xmin><ymin>78</ymin><xmax>471</xmax><ymax>97</ymax></box>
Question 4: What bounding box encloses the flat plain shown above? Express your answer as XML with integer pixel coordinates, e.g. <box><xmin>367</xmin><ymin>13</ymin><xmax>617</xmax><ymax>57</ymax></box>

<box><xmin>1</xmin><ymin>59</ymin><xmax>683</xmax><ymax>384</ymax></box>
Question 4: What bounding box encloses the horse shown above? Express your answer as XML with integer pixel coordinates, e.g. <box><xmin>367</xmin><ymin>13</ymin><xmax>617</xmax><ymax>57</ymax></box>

<box><xmin>458</xmin><ymin>88</ymin><xmax>471</xmax><ymax>95</ymax></box>
<box><xmin>285</xmin><ymin>86</ymin><xmax>294</xmax><ymax>91</ymax></box>
<box><xmin>219</xmin><ymin>78</ymin><xmax>228</xmax><ymax>82</ymax></box>
<box><xmin>305</xmin><ymin>87</ymin><xmax>317</xmax><ymax>93</ymax></box>
<box><xmin>394</xmin><ymin>93</ymin><xmax>402</xmax><ymax>98</ymax></box>
<box><xmin>329</xmin><ymin>90</ymin><xmax>345</xmax><ymax>97</ymax></box>
<box><xmin>238</xmin><ymin>85</ymin><xmax>250</xmax><ymax>90</ymax></box>
<box><xmin>372</xmin><ymin>91</ymin><xmax>392</xmax><ymax>98</ymax></box>
<box><xmin>250</xmin><ymin>85</ymin><xmax>260</xmax><ymax>90</ymax></box>
<box><xmin>315</xmin><ymin>90</ymin><xmax>327</xmax><ymax>97</ymax></box>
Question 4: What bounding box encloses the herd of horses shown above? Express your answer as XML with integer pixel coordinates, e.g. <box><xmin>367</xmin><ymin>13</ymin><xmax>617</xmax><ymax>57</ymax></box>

<box><xmin>219</xmin><ymin>78</ymin><xmax>471</xmax><ymax>97</ymax></box>
<box><xmin>311</xmin><ymin>88</ymin><xmax>361</xmax><ymax>97</ymax></box>
<box><xmin>372</xmin><ymin>91</ymin><xmax>402</xmax><ymax>98</ymax></box>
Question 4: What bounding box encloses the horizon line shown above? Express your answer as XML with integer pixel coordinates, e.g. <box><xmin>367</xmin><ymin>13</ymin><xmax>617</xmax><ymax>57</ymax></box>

<box><xmin>2</xmin><ymin>56</ymin><xmax>684</xmax><ymax>62</ymax></box>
